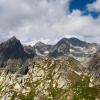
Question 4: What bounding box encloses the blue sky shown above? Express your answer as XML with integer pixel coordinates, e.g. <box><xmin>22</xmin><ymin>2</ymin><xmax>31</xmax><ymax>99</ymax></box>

<box><xmin>69</xmin><ymin>0</ymin><xmax>100</xmax><ymax>18</ymax></box>
<box><xmin>0</xmin><ymin>0</ymin><xmax>100</xmax><ymax>45</ymax></box>
<box><xmin>69</xmin><ymin>0</ymin><xmax>95</xmax><ymax>12</ymax></box>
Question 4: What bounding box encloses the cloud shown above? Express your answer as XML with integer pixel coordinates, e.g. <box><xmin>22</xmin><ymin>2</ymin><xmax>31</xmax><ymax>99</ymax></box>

<box><xmin>87</xmin><ymin>0</ymin><xmax>100</xmax><ymax>12</ymax></box>
<box><xmin>0</xmin><ymin>0</ymin><xmax>70</xmax><ymax>42</ymax></box>
<box><xmin>0</xmin><ymin>0</ymin><xmax>100</xmax><ymax>45</ymax></box>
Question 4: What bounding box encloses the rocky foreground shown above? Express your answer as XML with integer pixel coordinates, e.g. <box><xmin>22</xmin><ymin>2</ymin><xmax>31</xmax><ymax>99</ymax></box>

<box><xmin>0</xmin><ymin>56</ymin><xmax>100</xmax><ymax>100</ymax></box>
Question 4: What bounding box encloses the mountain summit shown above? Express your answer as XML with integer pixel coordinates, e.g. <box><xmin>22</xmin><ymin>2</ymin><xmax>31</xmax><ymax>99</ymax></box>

<box><xmin>68</xmin><ymin>37</ymin><xmax>88</xmax><ymax>47</ymax></box>
<box><xmin>0</xmin><ymin>36</ymin><xmax>27</xmax><ymax>59</ymax></box>
<box><xmin>49</xmin><ymin>38</ymin><xmax>70</xmax><ymax>58</ymax></box>
<box><xmin>33</xmin><ymin>41</ymin><xmax>51</xmax><ymax>55</ymax></box>
<box><xmin>0</xmin><ymin>36</ymin><xmax>35</xmax><ymax>73</ymax></box>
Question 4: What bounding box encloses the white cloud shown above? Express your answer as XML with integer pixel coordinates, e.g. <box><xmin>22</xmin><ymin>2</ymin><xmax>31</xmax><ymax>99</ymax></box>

<box><xmin>87</xmin><ymin>0</ymin><xmax>100</xmax><ymax>12</ymax></box>
<box><xmin>0</xmin><ymin>0</ymin><xmax>100</xmax><ymax>45</ymax></box>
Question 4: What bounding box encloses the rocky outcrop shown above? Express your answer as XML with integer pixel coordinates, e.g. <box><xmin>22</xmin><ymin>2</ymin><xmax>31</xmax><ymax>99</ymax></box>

<box><xmin>89</xmin><ymin>50</ymin><xmax>100</xmax><ymax>70</ymax></box>
<box><xmin>88</xmin><ymin>50</ymin><xmax>100</xmax><ymax>85</ymax></box>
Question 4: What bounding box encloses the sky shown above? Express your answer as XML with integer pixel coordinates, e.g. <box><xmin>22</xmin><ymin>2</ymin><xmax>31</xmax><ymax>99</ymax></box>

<box><xmin>0</xmin><ymin>0</ymin><xmax>100</xmax><ymax>45</ymax></box>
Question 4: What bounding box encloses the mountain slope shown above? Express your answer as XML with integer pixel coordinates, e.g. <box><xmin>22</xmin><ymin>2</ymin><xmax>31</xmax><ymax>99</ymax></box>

<box><xmin>0</xmin><ymin>36</ymin><xmax>35</xmax><ymax>74</ymax></box>
<box><xmin>0</xmin><ymin>36</ymin><xmax>26</xmax><ymax>59</ymax></box>
<box><xmin>68</xmin><ymin>37</ymin><xmax>88</xmax><ymax>47</ymax></box>
<box><xmin>33</xmin><ymin>41</ymin><xmax>52</xmax><ymax>55</ymax></box>
<box><xmin>49</xmin><ymin>38</ymin><xmax>70</xmax><ymax>58</ymax></box>
<box><xmin>88</xmin><ymin>50</ymin><xmax>100</xmax><ymax>85</ymax></box>
<box><xmin>0</xmin><ymin>56</ymin><xmax>85</xmax><ymax>100</ymax></box>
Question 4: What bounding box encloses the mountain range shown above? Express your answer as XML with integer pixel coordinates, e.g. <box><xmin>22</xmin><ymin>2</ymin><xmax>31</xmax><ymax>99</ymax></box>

<box><xmin>0</xmin><ymin>36</ymin><xmax>99</xmax><ymax>58</ymax></box>
<box><xmin>0</xmin><ymin>36</ymin><xmax>99</xmax><ymax>68</ymax></box>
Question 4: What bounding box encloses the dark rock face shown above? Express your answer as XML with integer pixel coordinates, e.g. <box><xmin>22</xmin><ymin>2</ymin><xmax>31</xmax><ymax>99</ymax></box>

<box><xmin>33</xmin><ymin>42</ymin><xmax>52</xmax><ymax>54</ymax></box>
<box><xmin>29</xmin><ymin>37</ymin><xmax>92</xmax><ymax>58</ymax></box>
<box><xmin>24</xmin><ymin>45</ymin><xmax>36</xmax><ymax>57</ymax></box>
<box><xmin>0</xmin><ymin>36</ymin><xmax>27</xmax><ymax>59</ymax></box>
<box><xmin>0</xmin><ymin>36</ymin><xmax>35</xmax><ymax>73</ymax></box>
<box><xmin>48</xmin><ymin>37</ymin><xmax>91</xmax><ymax>58</ymax></box>
<box><xmin>49</xmin><ymin>38</ymin><xmax>70</xmax><ymax>58</ymax></box>
<box><xmin>68</xmin><ymin>37</ymin><xmax>88</xmax><ymax>47</ymax></box>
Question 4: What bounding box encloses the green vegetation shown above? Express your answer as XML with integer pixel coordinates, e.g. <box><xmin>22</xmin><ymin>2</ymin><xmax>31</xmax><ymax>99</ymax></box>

<box><xmin>71</xmin><ymin>76</ymin><xmax>99</xmax><ymax>100</ymax></box>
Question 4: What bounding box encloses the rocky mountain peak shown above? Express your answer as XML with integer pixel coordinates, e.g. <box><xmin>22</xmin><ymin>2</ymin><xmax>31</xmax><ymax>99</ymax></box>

<box><xmin>9</xmin><ymin>36</ymin><xmax>17</xmax><ymax>41</ymax></box>
<box><xmin>0</xmin><ymin>36</ymin><xmax>25</xmax><ymax>59</ymax></box>
<box><xmin>68</xmin><ymin>37</ymin><xmax>88</xmax><ymax>47</ymax></box>
<box><xmin>4</xmin><ymin>36</ymin><xmax>21</xmax><ymax>47</ymax></box>
<box><xmin>34</xmin><ymin>41</ymin><xmax>46</xmax><ymax>47</ymax></box>
<box><xmin>34</xmin><ymin>41</ymin><xmax>52</xmax><ymax>55</ymax></box>
<box><xmin>56</xmin><ymin>38</ymin><xmax>69</xmax><ymax>45</ymax></box>
<box><xmin>0</xmin><ymin>36</ymin><xmax>35</xmax><ymax>69</ymax></box>
<box><xmin>49</xmin><ymin>38</ymin><xmax>70</xmax><ymax>58</ymax></box>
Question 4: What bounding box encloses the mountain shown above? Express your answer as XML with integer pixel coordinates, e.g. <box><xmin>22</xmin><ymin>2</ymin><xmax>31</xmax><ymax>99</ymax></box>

<box><xmin>24</xmin><ymin>45</ymin><xmax>36</xmax><ymax>56</ymax></box>
<box><xmin>49</xmin><ymin>38</ymin><xmax>70</xmax><ymax>58</ymax></box>
<box><xmin>0</xmin><ymin>36</ymin><xmax>99</xmax><ymax>72</ymax></box>
<box><xmin>68</xmin><ymin>37</ymin><xmax>88</xmax><ymax>47</ymax></box>
<box><xmin>22</xmin><ymin>37</ymin><xmax>99</xmax><ymax>59</ymax></box>
<box><xmin>0</xmin><ymin>36</ymin><xmax>26</xmax><ymax>59</ymax></box>
<box><xmin>0</xmin><ymin>36</ymin><xmax>99</xmax><ymax>60</ymax></box>
<box><xmin>0</xmin><ymin>37</ymin><xmax>100</xmax><ymax>99</ymax></box>
<box><xmin>68</xmin><ymin>38</ymin><xmax>100</xmax><ymax>60</ymax></box>
<box><xmin>32</xmin><ymin>37</ymin><xmax>88</xmax><ymax>57</ymax></box>
<box><xmin>0</xmin><ymin>36</ymin><xmax>35</xmax><ymax>74</ymax></box>
<box><xmin>33</xmin><ymin>41</ymin><xmax>52</xmax><ymax>55</ymax></box>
